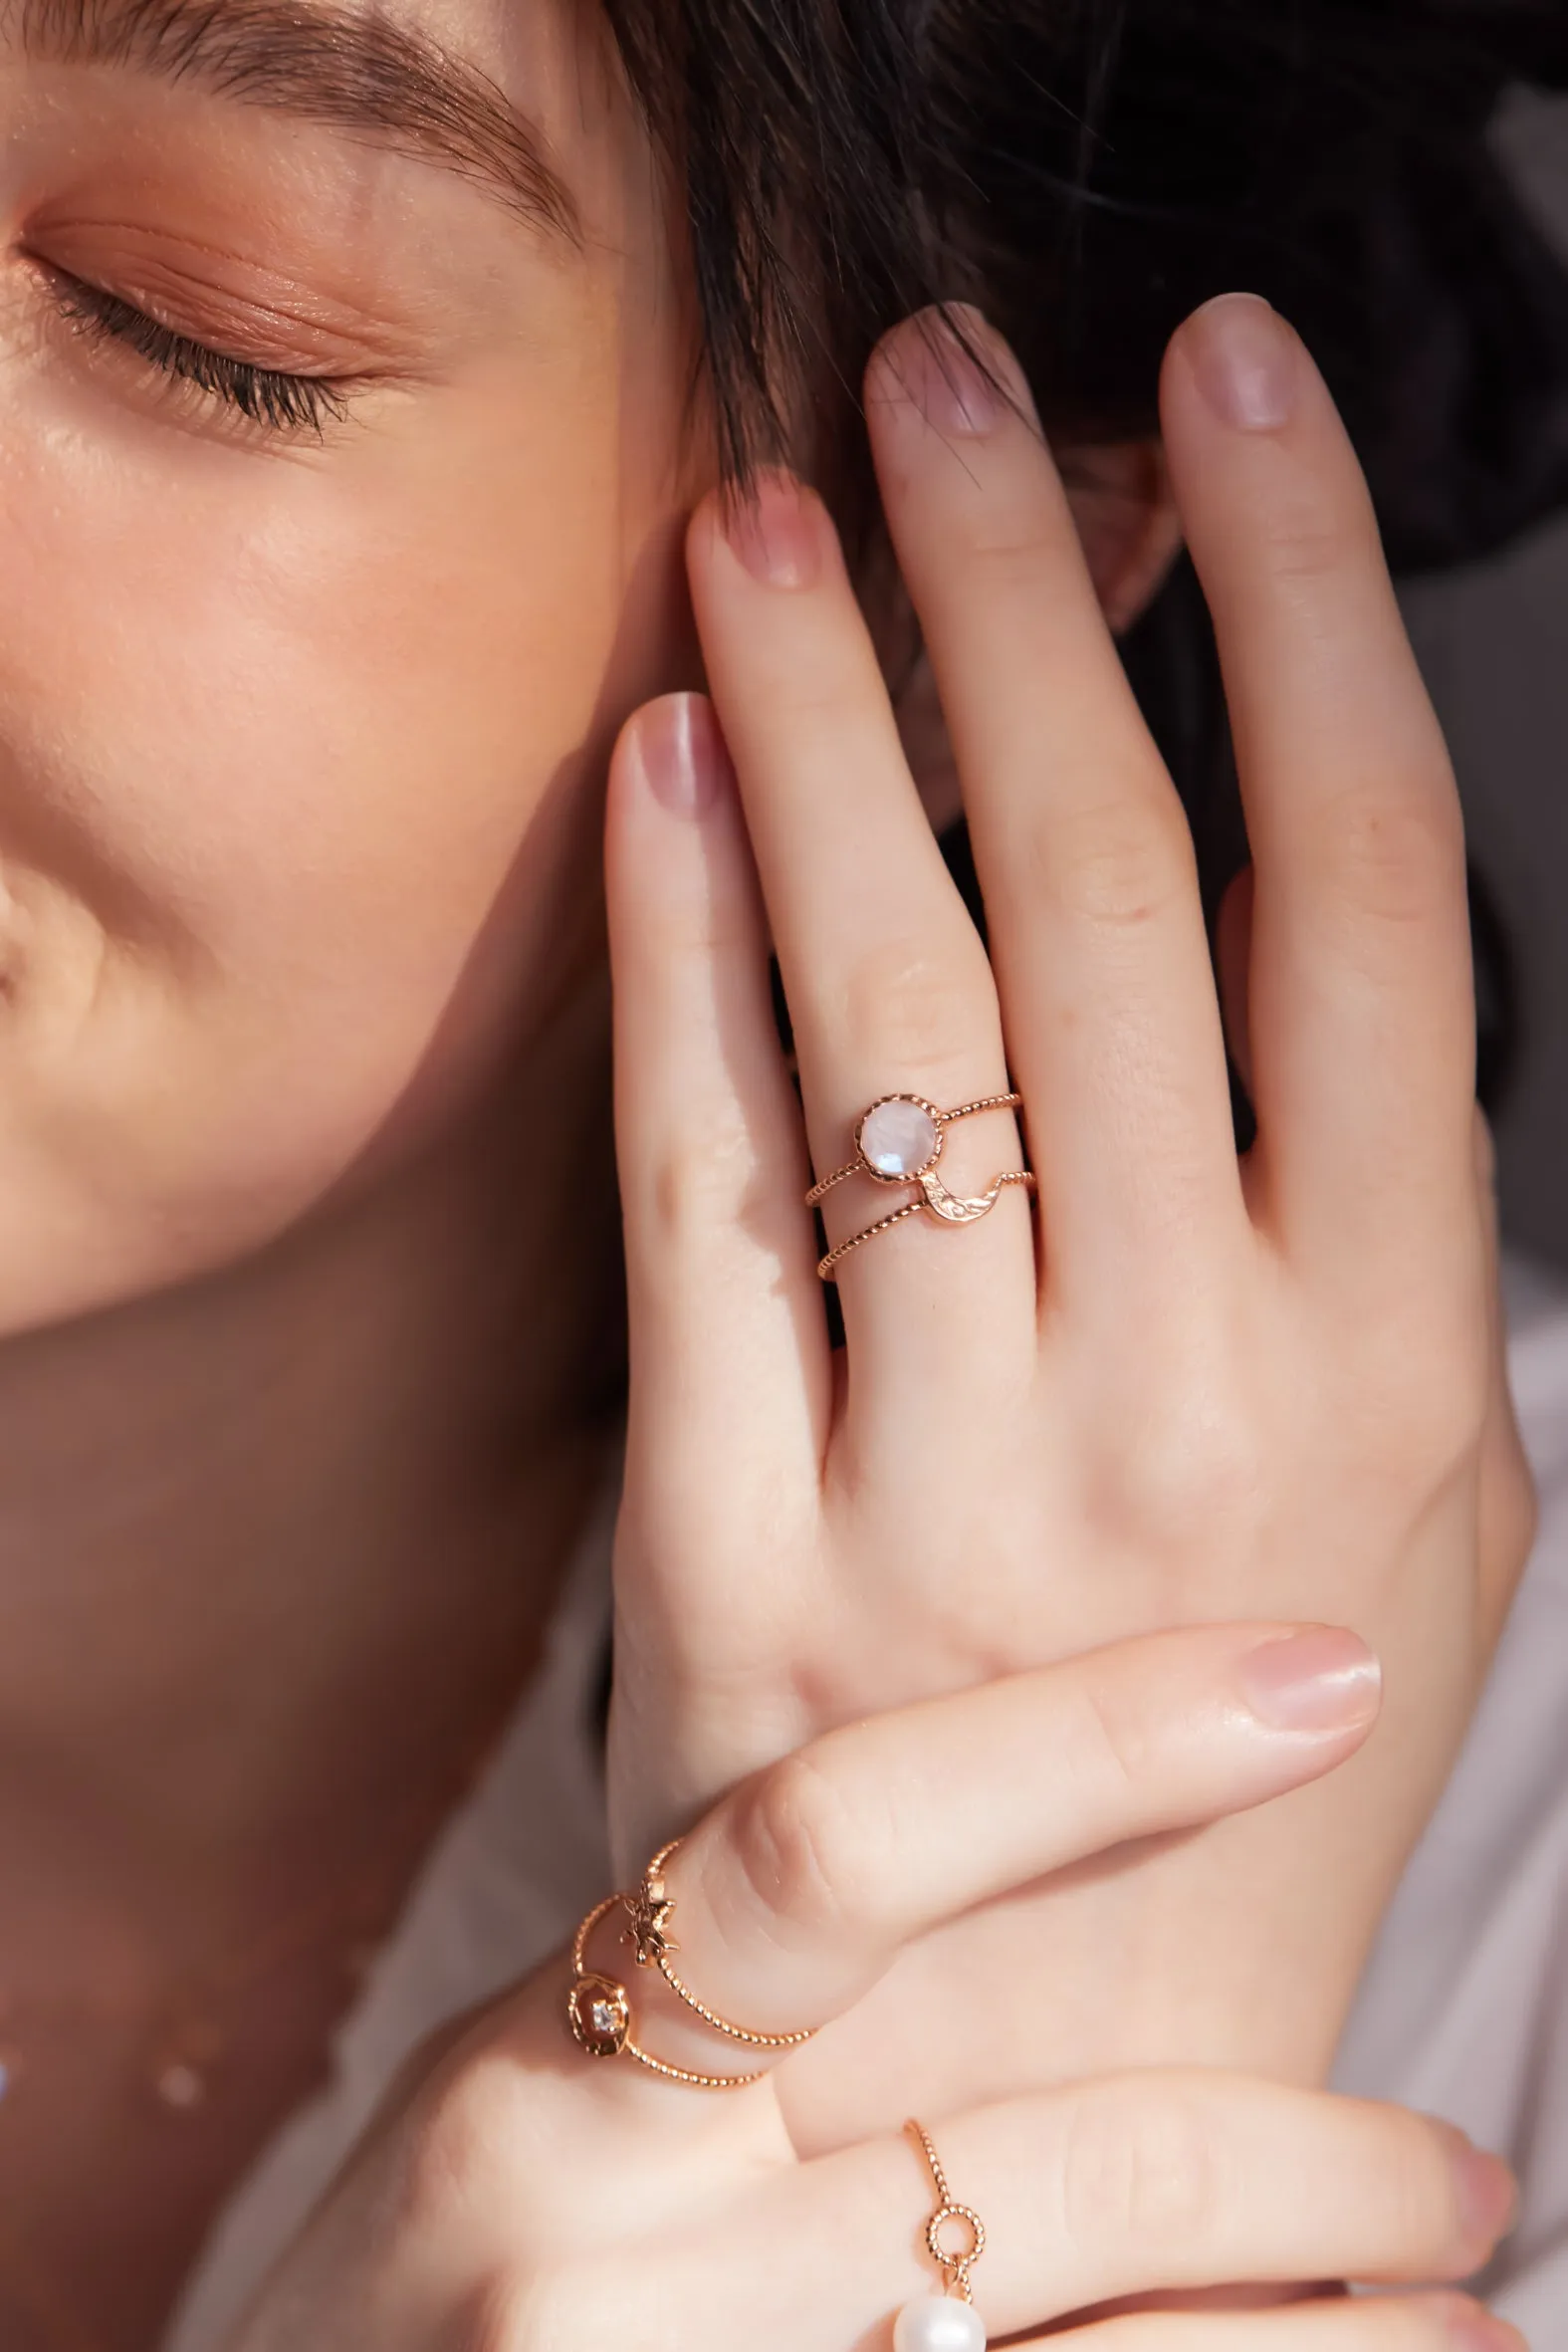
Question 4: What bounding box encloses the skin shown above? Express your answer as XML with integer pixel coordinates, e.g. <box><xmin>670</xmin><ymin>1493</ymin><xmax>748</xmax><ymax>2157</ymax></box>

<box><xmin>0</xmin><ymin>0</ymin><xmax>696</xmax><ymax>2334</ymax></box>
<box><xmin>0</xmin><ymin>0</ymin><xmax>694</xmax><ymax>1316</ymax></box>
<box><xmin>603</xmin><ymin>306</ymin><xmax>1537</xmax><ymax>2155</ymax></box>
<box><xmin>0</xmin><ymin>0</ymin><xmax>1536</xmax><ymax>2342</ymax></box>
<box><xmin>230</xmin><ymin>1626</ymin><xmax>1521</xmax><ymax>2349</ymax></box>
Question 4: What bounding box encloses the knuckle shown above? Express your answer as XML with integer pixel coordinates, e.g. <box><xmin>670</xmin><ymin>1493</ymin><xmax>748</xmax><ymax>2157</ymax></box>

<box><xmin>485</xmin><ymin>2266</ymin><xmax>612</xmax><ymax>2352</ymax></box>
<box><xmin>1256</xmin><ymin>494</ymin><xmax>1357</xmax><ymax>588</ymax></box>
<box><xmin>1090</xmin><ymin>1398</ymin><xmax>1266</xmax><ymax>1558</ymax></box>
<box><xmin>1352</xmin><ymin>1318</ymin><xmax>1490</xmax><ymax>1488</ymax></box>
<box><xmin>630</xmin><ymin>881</ymin><xmax>755</xmax><ymax>967</ymax></box>
<box><xmin>645</xmin><ymin>1118</ymin><xmax>765</xmax><ymax>1255</ymax></box>
<box><xmin>1066</xmin><ymin>1676</ymin><xmax>1153</xmax><ymax>1797</ymax></box>
<box><xmin>730</xmin><ymin>1748</ymin><xmax>863</xmax><ymax>1941</ymax></box>
<box><xmin>833</xmin><ymin>935</ymin><xmax>995</xmax><ymax>1078</ymax></box>
<box><xmin>1483</xmin><ymin>1433</ymin><xmax>1540</xmax><ymax>1592</ymax></box>
<box><xmin>1024</xmin><ymin>791</ymin><xmax>1197</xmax><ymax>934</ymax></box>
<box><xmin>1307</xmin><ymin>783</ymin><xmax>1464</xmax><ymax>930</ymax></box>
<box><xmin>462</xmin><ymin>2275</ymin><xmax>534</xmax><ymax>2352</ymax></box>
<box><xmin>1385</xmin><ymin>2123</ymin><xmax>1467</xmax><ymax>2267</ymax></box>
<box><xmin>962</xmin><ymin>516</ymin><xmax>1065</xmax><ymax>585</ymax></box>
<box><xmin>399</xmin><ymin>2051</ymin><xmax>526</xmax><ymax>2234</ymax></box>
<box><xmin>1061</xmin><ymin>2080</ymin><xmax>1225</xmax><ymax>2258</ymax></box>
<box><xmin>745</xmin><ymin>667</ymin><xmax>860</xmax><ymax>741</ymax></box>
<box><xmin>1393</xmin><ymin>1368</ymin><xmax>1488</xmax><ymax>1487</ymax></box>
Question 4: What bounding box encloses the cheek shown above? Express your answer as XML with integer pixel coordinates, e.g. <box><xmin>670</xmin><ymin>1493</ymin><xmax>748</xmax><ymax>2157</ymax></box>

<box><xmin>0</xmin><ymin>362</ymin><xmax>686</xmax><ymax>1319</ymax></box>
<box><xmin>168</xmin><ymin>409</ymin><xmax>620</xmax><ymax>1015</ymax></box>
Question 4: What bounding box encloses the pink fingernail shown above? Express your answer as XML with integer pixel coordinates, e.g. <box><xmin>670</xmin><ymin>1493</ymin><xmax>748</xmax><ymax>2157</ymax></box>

<box><xmin>633</xmin><ymin>694</ymin><xmax>732</xmax><ymax>819</ymax></box>
<box><xmin>1186</xmin><ymin>293</ymin><xmax>1300</xmax><ymax>431</ymax></box>
<box><xmin>1237</xmin><ymin>1628</ymin><xmax>1382</xmax><ymax>1732</ymax></box>
<box><xmin>890</xmin><ymin>309</ymin><xmax>1004</xmax><ymax>438</ymax></box>
<box><xmin>722</xmin><ymin>472</ymin><xmax>824</xmax><ymax>588</ymax></box>
<box><xmin>1442</xmin><ymin>2302</ymin><xmax>1526</xmax><ymax>2352</ymax></box>
<box><xmin>1455</xmin><ymin>2145</ymin><xmax>1518</xmax><ymax>2261</ymax></box>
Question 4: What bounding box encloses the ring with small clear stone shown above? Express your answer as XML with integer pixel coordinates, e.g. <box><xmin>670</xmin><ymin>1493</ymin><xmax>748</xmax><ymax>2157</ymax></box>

<box><xmin>565</xmin><ymin>1839</ymin><xmax>820</xmax><ymax>2090</ymax></box>
<box><xmin>893</xmin><ymin>2119</ymin><xmax>989</xmax><ymax>2350</ymax></box>
<box><xmin>805</xmin><ymin>1091</ymin><xmax>1035</xmax><ymax>1282</ymax></box>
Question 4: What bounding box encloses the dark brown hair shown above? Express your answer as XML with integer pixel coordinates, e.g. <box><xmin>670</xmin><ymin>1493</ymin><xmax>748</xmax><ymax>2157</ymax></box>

<box><xmin>602</xmin><ymin>1</ymin><xmax>1568</xmax><ymax>565</ymax></box>
<box><xmin>603</xmin><ymin>0</ymin><xmax>1564</xmax><ymax>1109</ymax></box>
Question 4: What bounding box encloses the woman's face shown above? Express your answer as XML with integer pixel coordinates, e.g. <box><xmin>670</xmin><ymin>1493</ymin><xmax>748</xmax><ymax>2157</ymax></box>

<box><xmin>0</xmin><ymin>0</ymin><xmax>702</xmax><ymax>1329</ymax></box>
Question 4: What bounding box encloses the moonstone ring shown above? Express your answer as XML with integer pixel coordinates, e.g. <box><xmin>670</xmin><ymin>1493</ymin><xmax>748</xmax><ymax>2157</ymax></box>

<box><xmin>893</xmin><ymin>2119</ymin><xmax>988</xmax><ymax>2350</ymax></box>
<box><xmin>805</xmin><ymin>1090</ymin><xmax>1034</xmax><ymax>1282</ymax></box>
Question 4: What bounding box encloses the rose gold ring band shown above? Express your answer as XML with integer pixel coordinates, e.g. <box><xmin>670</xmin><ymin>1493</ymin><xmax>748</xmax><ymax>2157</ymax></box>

<box><xmin>566</xmin><ymin>1838</ymin><xmax>820</xmax><ymax>2091</ymax></box>
<box><xmin>806</xmin><ymin>1090</ymin><xmax>1035</xmax><ymax>1282</ymax></box>
<box><xmin>894</xmin><ymin>2119</ymin><xmax>990</xmax><ymax>2344</ymax></box>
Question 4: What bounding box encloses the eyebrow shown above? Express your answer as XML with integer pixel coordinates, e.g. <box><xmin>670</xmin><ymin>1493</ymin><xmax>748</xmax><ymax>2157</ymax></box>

<box><xmin>19</xmin><ymin>0</ymin><xmax>581</xmax><ymax>241</ymax></box>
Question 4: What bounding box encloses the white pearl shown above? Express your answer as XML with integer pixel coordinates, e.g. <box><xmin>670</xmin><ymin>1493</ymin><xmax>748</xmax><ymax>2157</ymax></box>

<box><xmin>892</xmin><ymin>2294</ymin><xmax>987</xmax><ymax>2352</ymax></box>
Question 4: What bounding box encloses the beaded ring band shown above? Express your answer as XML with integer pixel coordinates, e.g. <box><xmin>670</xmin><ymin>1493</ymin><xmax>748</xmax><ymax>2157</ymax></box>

<box><xmin>566</xmin><ymin>1838</ymin><xmax>819</xmax><ymax>2091</ymax></box>
<box><xmin>806</xmin><ymin>1091</ymin><xmax>1035</xmax><ymax>1282</ymax></box>
<box><xmin>893</xmin><ymin>2119</ymin><xmax>989</xmax><ymax>2351</ymax></box>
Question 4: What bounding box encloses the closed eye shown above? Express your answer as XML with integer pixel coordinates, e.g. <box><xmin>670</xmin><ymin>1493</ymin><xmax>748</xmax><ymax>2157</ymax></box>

<box><xmin>41</xmin><ymin>266</ymin><xmax>356</xmax><ymax>436</ymax></box>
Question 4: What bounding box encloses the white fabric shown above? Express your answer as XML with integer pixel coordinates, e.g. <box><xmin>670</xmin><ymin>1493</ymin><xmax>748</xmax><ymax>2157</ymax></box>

<box><xmin>1334</xmin><ymin>1252</ymin><xmax>1568</xmax><ymax>2338</ymax></box>
<box><xmin>166</xmin><ymin>1257</ymin><xmax>1568</xmax><ymax>2351</ymax></box>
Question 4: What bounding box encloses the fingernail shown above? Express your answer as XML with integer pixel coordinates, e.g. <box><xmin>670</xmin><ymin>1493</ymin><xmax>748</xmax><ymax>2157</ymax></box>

<box><xmin>876</xmin><ymin>307</ymin><xmax>1006</xmax><ymax>438</ymax></box>
<box><xmin>1455</xmin><ymin>2144</ymin><xmax>1518</xmax><ymax>2261</ymax></box>
<box><xmin>633</xmin><ymin>694</ymin><xmax>732</xmax><ymax>819</ymax></box>
<box><xmin>916</xmin><ymin>312</ymin><xmax>1004</xmax><ymax>436</ymax></box>
<box><xmin>722</xmin><ymin>472</ymin><xmax>824</xmax><ymax>588</ymax></box>
<box><xmin>1186</xmin><ymin>293</ymin><xmax>1300</xmax><ymax>431</ymax></box>
<box><xmin>1237</xmin><ymin>1628</ymin><xmax>1382</xmax><ymax>1732</ymax></box>
<box><xmin>1442</xmin><ymin>2302</ymin><xmax>1526</xmax><ymax>2352</ymax></box>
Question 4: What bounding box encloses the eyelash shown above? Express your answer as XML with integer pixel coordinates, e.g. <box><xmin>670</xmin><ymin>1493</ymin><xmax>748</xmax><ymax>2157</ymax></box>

<box><xmin>46</xmin><ymin>271</ymin><xmax>352</xmax><ymax>436</ymax></box>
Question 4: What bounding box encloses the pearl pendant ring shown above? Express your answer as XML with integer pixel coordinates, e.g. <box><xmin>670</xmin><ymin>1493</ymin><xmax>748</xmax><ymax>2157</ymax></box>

<box><xmin>895</xmin><ymin>2120</ymin><xmax>989</xmax><ymax>2349</ymax></box>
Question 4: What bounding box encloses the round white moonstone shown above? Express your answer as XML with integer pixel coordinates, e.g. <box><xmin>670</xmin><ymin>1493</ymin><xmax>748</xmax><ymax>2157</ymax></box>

<box><xmin>892</xmin><ymin>2295</ymin><xmax>986</xmax><ymax>2352</ymax></box>
<box><xmin>860</xmin><ymin>1097</ymin><xmax>940</xmax><ymax>1178</ymax></box>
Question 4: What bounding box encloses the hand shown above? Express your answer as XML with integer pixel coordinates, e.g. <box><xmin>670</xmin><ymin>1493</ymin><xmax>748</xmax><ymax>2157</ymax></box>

<box><xmin>603</xmin><ymin>295</ymin><xmax>1537</xmax><ymax>2142</ymax></box>
<box><xmin>229</xmin><ymin>1624</ymin><xmax>1519</xmax><ymax>2351</ymax></box>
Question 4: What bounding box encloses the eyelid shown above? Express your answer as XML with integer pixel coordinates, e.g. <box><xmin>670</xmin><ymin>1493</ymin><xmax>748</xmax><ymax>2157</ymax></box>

<box><xmin>23</xmin><ymin>228</ymin><xmax>409</xmax><ymax>376</ymax></box>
